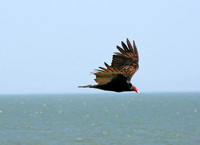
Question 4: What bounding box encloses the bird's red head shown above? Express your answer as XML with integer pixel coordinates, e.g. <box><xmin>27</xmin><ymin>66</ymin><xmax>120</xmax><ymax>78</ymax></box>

<box><xmin>131</xmin><ymin>85</ymin><xmax>139</xmax><ymax>93</ymax></box>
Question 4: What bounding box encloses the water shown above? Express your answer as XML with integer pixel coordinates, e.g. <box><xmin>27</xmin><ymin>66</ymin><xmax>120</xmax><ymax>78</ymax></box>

<box><xmin>0</xmin><ymin>93</ymin><xmax>199</xmax><ymax>145</ymax></box>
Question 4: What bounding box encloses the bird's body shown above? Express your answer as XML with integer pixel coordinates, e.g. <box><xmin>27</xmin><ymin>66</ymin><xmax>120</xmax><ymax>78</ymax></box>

<box><xmin>80</xmin><ymin>75</ymin><xmax>132</xmax><ymax>92</ymax></box>
<box><xmin>91</xmin><ymin>81</ymin><xmax>132</xmax><ymax>92</ymax></box>
<box><xmin>79</xmin><ymin>38</ymin><xmax>139</xmax><ymax>93</ymax></box>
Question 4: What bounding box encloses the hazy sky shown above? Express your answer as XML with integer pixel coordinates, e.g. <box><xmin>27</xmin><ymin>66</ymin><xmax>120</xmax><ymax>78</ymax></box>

<box><xmin>0</xmin><ymin>0</ymin><xmax>200</xmax><ymax>94</ymax></box>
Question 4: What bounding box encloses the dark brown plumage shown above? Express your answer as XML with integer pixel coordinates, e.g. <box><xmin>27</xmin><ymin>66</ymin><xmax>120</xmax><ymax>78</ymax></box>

<box><xmin>79</xmin><ymin>38</ymin><xmax>139</xmax><ymax>93</ymax></box>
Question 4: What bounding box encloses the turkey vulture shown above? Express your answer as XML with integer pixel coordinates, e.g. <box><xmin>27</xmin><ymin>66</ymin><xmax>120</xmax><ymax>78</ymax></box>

<box><xmin>79</xmin><ymin>38</ymin><xmax>139</xmax><ymax>93</ymax></box>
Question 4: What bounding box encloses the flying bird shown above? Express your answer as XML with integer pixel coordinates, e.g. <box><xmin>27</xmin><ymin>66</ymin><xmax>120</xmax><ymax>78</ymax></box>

<box><xmin>79</xmin><ymin>38</ymin><xmax>139</xmax><ymax>93</ymax></box>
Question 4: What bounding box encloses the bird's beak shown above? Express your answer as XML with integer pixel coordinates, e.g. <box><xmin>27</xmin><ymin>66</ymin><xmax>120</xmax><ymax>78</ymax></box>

<box><xmin>137</xmin><ymin>90</ymin><xmax>140</xmax><ymax>94</ymax></box>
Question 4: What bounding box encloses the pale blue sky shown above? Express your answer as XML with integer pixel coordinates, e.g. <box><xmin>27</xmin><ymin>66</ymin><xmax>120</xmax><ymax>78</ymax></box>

<box><xmin>0</xmin><ymin>0</ymin><xmax>200</xmax><ymax>94</ymax></box>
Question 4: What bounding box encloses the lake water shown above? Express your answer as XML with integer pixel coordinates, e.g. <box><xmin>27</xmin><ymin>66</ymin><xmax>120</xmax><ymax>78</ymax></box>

<box><xmin>0</xmin><ymin>93</ymin><xmax>199</xmax><ymax>145</ymax></box>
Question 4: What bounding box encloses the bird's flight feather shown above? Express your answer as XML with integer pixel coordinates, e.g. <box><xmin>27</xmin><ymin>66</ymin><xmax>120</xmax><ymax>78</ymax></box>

<box><xmin>111</xmin><ymin>38</ymin><xmax>139</xmax><ymax>81</ymax></box>
<box><xmin>94</xmin><ymin>62</ymin><xmax>127</xmax><ymax>85</ymax></box>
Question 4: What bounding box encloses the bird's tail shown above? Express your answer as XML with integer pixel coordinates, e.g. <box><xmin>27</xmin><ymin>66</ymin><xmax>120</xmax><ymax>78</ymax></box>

<box><xmin>78</xmin><ymin>85</ymin><xmax>96</xmax><ymax>88</ymax></box>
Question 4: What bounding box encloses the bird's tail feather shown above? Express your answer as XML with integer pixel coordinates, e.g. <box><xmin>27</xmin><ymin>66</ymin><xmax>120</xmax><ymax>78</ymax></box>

<box><xmin>78</xmin><ymin>85</ymin><xmax>96</xmax><ymax>88</ymax></box>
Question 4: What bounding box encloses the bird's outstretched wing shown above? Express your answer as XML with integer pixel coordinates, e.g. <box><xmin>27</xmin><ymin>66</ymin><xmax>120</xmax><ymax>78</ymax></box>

<box><xmin>111</xmin><ymin>38</ymin><xmax>139</xmax><ymax>81</ymax></box>
<box><xmin>94</xmin><ymin>62</ymin><xmax>128</xmax><ymax>85</ymax></box>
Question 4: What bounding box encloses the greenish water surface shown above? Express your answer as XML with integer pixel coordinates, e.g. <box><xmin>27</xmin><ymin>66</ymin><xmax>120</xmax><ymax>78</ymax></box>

<box><xmin>0</xmin><ymin>93</ymin><xmax>199</xmax><ymax>145</ymax></box>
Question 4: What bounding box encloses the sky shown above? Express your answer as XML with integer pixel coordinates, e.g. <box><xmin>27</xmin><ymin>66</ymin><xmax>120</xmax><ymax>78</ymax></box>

<box><xmin>0</xmin><ymin>0</ymin><xmax>200</xmax><ymax>94</ymax></box>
